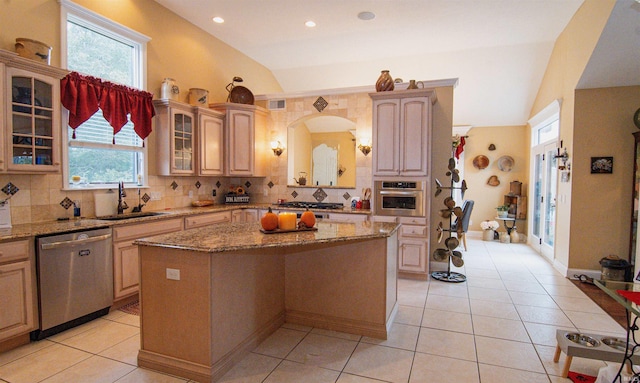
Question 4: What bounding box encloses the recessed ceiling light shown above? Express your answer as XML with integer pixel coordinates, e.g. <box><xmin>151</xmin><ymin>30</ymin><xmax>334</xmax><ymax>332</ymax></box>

<box><xmin>358</xmin><ymin>11</ymin><xmax>375</xmax><ymax>21</ymax></box>
<box><xmin>305</xmin><ymin>20</ymin><xmax>316</xmax><ymax>28</ymax></box>
<box><xmin>212</xmin><ymin>16</ymin><xmax>224</xmax><ymax>24</ymax></box>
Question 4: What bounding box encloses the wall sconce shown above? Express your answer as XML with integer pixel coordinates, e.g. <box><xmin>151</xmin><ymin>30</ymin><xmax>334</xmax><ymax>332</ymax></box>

<box><xmin>358</xmin><ymin>136</ymin><xmax>372</xmax><ymax>156</ymax></box>
<box><xmin>358</xmin><ymin>143</ymin><xmax>372</xmax><ymax>156</ymax></box>
<box><xmin>271</xmin><ymin>140</ymin><xmax>284</xmax><ymax>156</ymax></box>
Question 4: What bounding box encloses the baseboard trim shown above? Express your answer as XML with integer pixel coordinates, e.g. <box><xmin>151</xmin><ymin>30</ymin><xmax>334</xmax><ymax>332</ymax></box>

<box><xmin>138</xmin><ymin>311</ymin><xmax>285</xmax><ymax>382</ymax></box>
<box><xmin>286</xmin><ymin>309</ymin><xmax>388</xmax><ymax>340</ymax></box>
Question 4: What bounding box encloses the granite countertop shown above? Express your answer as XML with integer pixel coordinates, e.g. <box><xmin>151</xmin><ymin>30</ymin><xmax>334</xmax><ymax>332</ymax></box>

<box><xmin>135</xmin><ymin>221</ymin><xmax>399</xmax><ymax>253</ymax></box>
<box><xmin>0</xmin><ymin>203</ymin><xmax>371</xmax><ymax>241</ymax></box>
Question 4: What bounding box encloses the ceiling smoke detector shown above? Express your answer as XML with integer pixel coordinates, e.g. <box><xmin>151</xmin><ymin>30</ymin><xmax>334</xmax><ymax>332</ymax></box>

<box><xmin>357</xmin><ymin>11</ymin><xmax>375</xmax><ymax>21</ymax></box>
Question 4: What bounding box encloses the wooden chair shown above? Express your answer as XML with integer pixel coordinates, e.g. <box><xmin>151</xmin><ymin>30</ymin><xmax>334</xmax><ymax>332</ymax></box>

<box><xmin>451</xmin><ymin>200</ymin><xmax>474</xmax><ymax>251</ymax></box>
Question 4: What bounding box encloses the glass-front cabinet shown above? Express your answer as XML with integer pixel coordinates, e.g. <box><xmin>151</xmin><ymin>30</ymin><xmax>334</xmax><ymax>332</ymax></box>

<box><xmin>171</xmin><ymin>108</ymin><xmax>194</xmax><ymax>173</ymax></box>
<box><xmin>154</xmin><ymin>100</ymin><xmax>196</xmax><ymax>176</ymax></box>
<box><xmin>10</xmin><ymin>73</ymin><xmax>56</xmax><ymax>169</ymax></box>
<box><xmin>1</xmin><ymin>50</ymin><xmax>67</xmax><ymax>173</ymax></box>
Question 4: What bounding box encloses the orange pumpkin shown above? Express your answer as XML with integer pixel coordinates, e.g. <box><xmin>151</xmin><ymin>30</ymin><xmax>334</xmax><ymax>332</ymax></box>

<box><xmin>300</xmin><ymin>208</ymin><xmax>316</xmax><ymax>228</ymax></box>
<box><xmin>260</xmin><ymin>207</ymin><xmax>279</xmax><ymax>231</ymax></box>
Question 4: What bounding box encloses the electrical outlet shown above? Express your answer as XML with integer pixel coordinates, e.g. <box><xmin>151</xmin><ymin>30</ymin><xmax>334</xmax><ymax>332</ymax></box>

<box><xmin>150</xmin><ymin>192</ymin><xmax>161</xmax><ymax>201</ymax></box>
<box><xmin>188</xmin><ymin>190</ymin><xmax>193</xmax><ymax>198</ymax></box>
<box><xmin>166</xmin><ymin>268</ymin><xmax>180</xmax><ymax>280</ymax></box>
<box><xmin>212</xmin><ymin>189</ymin><xmax>217</xmax><ymax>197</ymax></box>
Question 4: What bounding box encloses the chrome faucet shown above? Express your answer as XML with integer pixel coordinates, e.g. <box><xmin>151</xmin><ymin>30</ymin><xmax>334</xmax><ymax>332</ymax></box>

<box><xmin>131</xmin><ymin>188</ymin><xmax>145</xmax><ymax>213</ymax></box>
<box><xmin>117</xmin><ymin>181</ymin><xmax>128</xmax><ymax>214</ymax></box>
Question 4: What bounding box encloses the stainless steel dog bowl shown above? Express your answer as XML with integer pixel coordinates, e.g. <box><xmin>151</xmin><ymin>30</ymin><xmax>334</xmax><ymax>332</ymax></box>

<box><xmin>602</xmin><ymin>337</ymin><xmax>628</xmax><ymax>351</ymax></box>
<box><xmin>565</xmin><ymin>332</ymin><xmax>601</xmax><ymax>347</ymax></box>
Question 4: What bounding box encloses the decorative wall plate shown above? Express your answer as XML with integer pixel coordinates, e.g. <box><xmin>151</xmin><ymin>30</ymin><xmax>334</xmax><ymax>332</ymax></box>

<box><xmin>487</xmin><ymin>175</ymin><xmax>500</xmax><ymax>186</ymax></box>
<box><xmin>497</xmin><ymin>156</ymin><xmax>514</xmax><ymax>172</ymax></box>
<box><xmin>472</xmin><ymin>155</ymin><xmax>489</xmax><ymax>169</ymax></box>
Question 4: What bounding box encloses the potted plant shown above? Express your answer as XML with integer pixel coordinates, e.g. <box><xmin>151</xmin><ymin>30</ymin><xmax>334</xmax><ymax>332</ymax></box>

<box><xmin>496</xmin><ymin>205</ymin><xmax>509</xmax><ymax>218</ymax></box>
<box><xmin>480</xmin><ymin>220</ymin><xmax>499</xmax><ymax>241</ymax></box>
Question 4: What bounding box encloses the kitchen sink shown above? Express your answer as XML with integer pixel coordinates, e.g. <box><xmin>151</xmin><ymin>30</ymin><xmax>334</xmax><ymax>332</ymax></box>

<box><xmin>97</xmin><ymin>212</ymin><xmax>167</xmax><ymax>221</ymax></box>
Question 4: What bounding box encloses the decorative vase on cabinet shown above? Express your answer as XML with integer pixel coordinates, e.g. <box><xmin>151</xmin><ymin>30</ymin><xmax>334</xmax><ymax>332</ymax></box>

<box><xmin>375</xmin><ymin>70</ymin><xmax>394</xmax><ymax>92</ymax></box>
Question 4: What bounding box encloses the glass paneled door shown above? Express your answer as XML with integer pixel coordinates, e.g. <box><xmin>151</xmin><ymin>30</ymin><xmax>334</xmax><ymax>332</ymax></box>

<box><xmin>531</xmin><ymin>142</ymin><xmax>557</xmax><ymax>260</ymax></box>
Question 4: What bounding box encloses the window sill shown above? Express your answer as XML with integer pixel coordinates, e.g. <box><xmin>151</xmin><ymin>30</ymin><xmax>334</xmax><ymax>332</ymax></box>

<box><xmin>62</xmin><ymin>185</ymin><xmax>149</xmax><ymax>191</ymax></box>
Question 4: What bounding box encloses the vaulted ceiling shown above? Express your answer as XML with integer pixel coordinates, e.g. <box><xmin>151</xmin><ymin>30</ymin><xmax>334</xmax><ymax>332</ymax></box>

<box><xmin>153</xmin><ymin>0</ymin><xmax>637</xmax><ymax>128</ymax></box>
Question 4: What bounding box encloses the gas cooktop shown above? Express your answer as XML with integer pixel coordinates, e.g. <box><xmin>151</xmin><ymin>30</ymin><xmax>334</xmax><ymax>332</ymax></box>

<box><xmin>276</xmin><ymin>201</ymin><xmax>344</xmax><ymax>210</ymax></box>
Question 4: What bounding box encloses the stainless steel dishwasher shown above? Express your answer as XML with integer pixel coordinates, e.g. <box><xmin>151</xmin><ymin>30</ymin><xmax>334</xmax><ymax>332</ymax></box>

<box><xmin>32</xmin><ymin>227</ymin><xmax>113</xmax><ymax>340</ymax></box>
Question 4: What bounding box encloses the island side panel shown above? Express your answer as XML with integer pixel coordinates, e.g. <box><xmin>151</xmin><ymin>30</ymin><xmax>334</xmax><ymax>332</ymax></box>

<box><xmin>386</xmin><ymin>232</ymin><xmax>398</xmax><ymax>322</ymax></box>
<box><xmin>138</xmin><ymin>247</ymin><xmax>213</xmax><ymax>366</ymax></box>
<box><xmin>138</xmin><ymin>245</ymin><xmax>286</xmax><ymax>383</ymax></box>
<box><xmin>210</xmin><ymin>248</ymin><xmax>285</xmax><ymax>363</ymax></box>
<box><xmin>284</xmin><ymin>237</ymin><xmax>392</xmax><ymax>339</ymax></box>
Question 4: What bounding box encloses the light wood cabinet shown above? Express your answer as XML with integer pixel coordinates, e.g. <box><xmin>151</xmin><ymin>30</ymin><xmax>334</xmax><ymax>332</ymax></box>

<box><xmin>112</xmin><ymin>218</ymin><xmax>183</xmax><ymax>300</ymax></box>
<box><xmin>154</xmin><ymin>100</ymin><xmax>196</xmax><ymax>176</ymax></box>
<box><xmin>232</xmin><ymin>209</ymin><xmax>259</xmax><ymax>223</ymax></box>
<box><xmin>155</xmin><ymin>100</ymin><xmax>226</xmax><ymax>176</ymax></box>
<box><xmin>0</xmin><ymin>239</ymin><xmax>35</xmax><ymax>342</ymax></box>
<box><xmin>328</xmin><ymin>213</ymin><xmax>368</xmax><ymax>222</ymax></box>
<box><xmin>398</xmin><ymin>216</ymin><xmax>428</xmax><ymax>276</ymax></box>
<box><xmin>1</xmin><ymin>49</ymin><xmax>67</xmax><ymax>173</ymax></box>
<box><xmin>209</xmin><ymin>103</ymin><xmax>269</xmax><ymax>177</ymax></box>
<box><xmin>198</xmin><ymin>108</ymin><xmax>225</xmax><ymax>176</ymax></box>
<box><xmin>370</xmin><ymin>90</ymin><xmax>435</xmax><ymax>177</ymax></box>
<box><xmin>184</xmin><ymin>211</ymin><xmax>231</xmax><ymax>229</ymax></box>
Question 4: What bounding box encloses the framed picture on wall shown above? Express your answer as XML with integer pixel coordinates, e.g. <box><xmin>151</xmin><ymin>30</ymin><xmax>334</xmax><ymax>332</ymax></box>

<box><xmin>590</xmin><ymin>156</ymin><xmax>613</xmax><ymax>174</ymax></box>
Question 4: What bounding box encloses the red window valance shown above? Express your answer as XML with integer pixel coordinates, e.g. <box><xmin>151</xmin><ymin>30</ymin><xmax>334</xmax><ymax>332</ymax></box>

<box><xmin>60</xmin><ymin>71</ymin><xmax>155</xmax><ymax>143</ymax></box>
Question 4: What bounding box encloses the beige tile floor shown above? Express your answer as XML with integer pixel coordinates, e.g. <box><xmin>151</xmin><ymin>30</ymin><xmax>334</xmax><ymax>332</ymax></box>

<box><xmin>0</xmin><ymin>233</ymin><xmax>628</xmax><ymax>382</ymax></box>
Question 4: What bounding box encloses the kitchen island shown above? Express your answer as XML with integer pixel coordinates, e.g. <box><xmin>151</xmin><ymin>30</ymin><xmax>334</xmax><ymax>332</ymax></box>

<box><xmin>135</xmin><ymin>220</ymin><xmax>399</xmax><ymax>383</ymax></box>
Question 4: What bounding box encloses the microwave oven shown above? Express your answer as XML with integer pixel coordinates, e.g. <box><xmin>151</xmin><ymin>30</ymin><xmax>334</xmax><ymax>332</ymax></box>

<box><xmin>374</xmin><ymin>180</ymin><xmax>425</xmax><ymax>217</ymax></box>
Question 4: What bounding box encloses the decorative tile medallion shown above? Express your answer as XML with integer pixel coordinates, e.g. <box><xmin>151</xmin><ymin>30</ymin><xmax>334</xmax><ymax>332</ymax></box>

<box><xmin>171</xmin><ymin>181</ymin><xmax>178</xmax><ymax>190</ymax></box>
<box><xmin>245</xmin><ymin>181</ymin><xmax>252</xmax><ymax>188</ymax></box>
<box><xmin>2</xmin><ymin>182</ymin><xmax>19</xmax><ymax>195</ymax></box>
<box><xmin>313</xmin><ymin>188</ymin><xmax>327</xmax><ymax>202</ymax></box>
<box><xmin>195</xmin><ymin>181</ymin><xmax>201</xmax><ymax>189</ymax></box>
<box><xmin>291</xmin><ymin>191</ymin><xmax>298</xmax><ymax>199</ymax></box>
<box><xmin>313</xmin><ymin>96</ymin><xmax>328</xmax><ymax>112</ymax></box>
<box><xmin>343</xmin><ymin>192</ymin><xmax>351</xmax><ymax>200</ymax></box>
<box><xmin>216</xmin><ymin>180</ymin><xmax>222</xmax><ymax>188</ymax></box>
<box><xmin>267</xmin><ymin>181</ymin><xmax>274</xmax><ymax>189</ymax></box>
<box><xmin>60</xmin><ymin>197</ymin><xmax>74</xmax><ymax>209</ymax></box>
<box><xmin>142</xmin><ymin>193</ymin><xmax>151</xmax><ymax>203</ymax></box>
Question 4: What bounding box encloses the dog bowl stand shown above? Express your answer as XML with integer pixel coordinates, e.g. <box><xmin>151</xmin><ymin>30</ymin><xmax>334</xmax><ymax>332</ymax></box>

<box><xmin>554</xmin><ymin>329</ymin><xmax>636</xmax><ymax>378</ymax></box>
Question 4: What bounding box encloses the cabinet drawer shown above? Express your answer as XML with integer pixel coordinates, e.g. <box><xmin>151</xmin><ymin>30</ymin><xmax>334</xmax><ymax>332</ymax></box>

<box><xmin>371</xmin><ymin>215</ymin><xmax>398</xmax><ymax>223</ymax></box>
<box><xmin>0</xmin><ymin>240</ymin><xmax>30</xmax><ymax>264</ymax></box>
<box><xmin>328</xmin><ymin>213</ymin><xmax>368</xmax><ymax>222</ymax></box>
<box><xmin>185</xmin><ymin>211</ymin><xmax>232</xmax><ymax>229</ymax></box>
<box><xmin>400</xmin><ymin>225</ymin><xmax>427</xmax><ymax>238</ymax></box>
<box><xmin>399</xmin><ymin>217</ymin><xmax>427</xmax><ymax>226</ymax></box>
<box><xmin>113</xmin><ymin>218</ymin><xmax>183</xmax><ymax>242</ymax></box>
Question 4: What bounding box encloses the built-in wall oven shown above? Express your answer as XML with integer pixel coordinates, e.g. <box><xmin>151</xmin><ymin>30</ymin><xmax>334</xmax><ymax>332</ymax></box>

<box><xmin>374</xmin><ymin>180</ymin><xmax>425</xmax><ymax>217</ymax></box>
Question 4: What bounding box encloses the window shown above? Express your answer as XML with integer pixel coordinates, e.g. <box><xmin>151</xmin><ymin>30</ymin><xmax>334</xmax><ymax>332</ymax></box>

<box><xmin>61</xmin><ymin>1</ymin><xmax>150</xmax><ymax>188</ymax></box>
